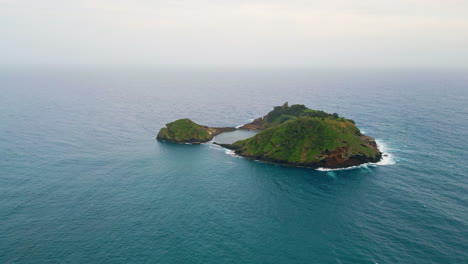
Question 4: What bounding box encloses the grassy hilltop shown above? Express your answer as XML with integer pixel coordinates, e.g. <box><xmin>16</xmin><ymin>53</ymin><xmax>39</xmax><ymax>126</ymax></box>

<box><xmin>240</xmin><ymin>102</ymin><xmax>354</xmax><ymax>129</ymax></box>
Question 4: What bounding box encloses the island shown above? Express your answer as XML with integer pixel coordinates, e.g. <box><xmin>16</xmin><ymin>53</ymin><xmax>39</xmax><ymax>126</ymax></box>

<box><xmin>157</xmin><ymin>103</ymin><xmax>382</xmax><ymax>169</ymax></box>
<box><xmin>156</xmin><ymin>118</ymin><xmax>235</xmax><ymax>144</ymax></box>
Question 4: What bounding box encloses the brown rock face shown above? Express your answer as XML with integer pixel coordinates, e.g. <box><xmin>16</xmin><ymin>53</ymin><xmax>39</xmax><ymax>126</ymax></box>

<box><xmin>319</xmin><ymin>149</ymin><xmax>380</xmax><ymax>169</ymax></box>
<box><xmin>314</xmin><ymin>135</ymin><xmax>381</xmax><ymax>168</ymax></box>
<box><xmin>239</xmin><ymin>118</ymin><xmax>265</xmax><ymax>130</ymax></box>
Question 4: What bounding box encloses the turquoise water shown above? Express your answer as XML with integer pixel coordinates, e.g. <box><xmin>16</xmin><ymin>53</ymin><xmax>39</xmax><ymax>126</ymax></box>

<box><xmin>0</xmin><ymin>68</ymin><xmax>467</xmax><ymax>263</ymax></box>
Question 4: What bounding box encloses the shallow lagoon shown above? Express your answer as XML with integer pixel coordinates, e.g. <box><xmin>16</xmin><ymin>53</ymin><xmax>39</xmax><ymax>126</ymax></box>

<box><xmin>212</xmin><ymin>129</ymin><xmax>258</xmax><ymax>144</ymax></box>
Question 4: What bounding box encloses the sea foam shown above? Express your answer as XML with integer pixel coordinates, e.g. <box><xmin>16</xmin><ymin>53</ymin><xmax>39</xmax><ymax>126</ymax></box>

<box><xmin>224</xmin><ymin>149</ymin><xmax>237</xmax><ymax>157</ymax></box>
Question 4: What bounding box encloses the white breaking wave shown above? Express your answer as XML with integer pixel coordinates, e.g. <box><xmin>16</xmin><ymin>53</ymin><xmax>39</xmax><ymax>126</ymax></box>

<box><xmin>374</xmin><ymin>140</ymin><xmax>396</xmax><ymax>166</ymax></box>
<box><xmin>316</xmin><ymin>165</ymin><xmax>365</xmax><ymax>172</ymax></box>
<box><xmin>316</xmin><ymin>139</ymin><xmax>395</xmax><ymax>171</ymax></box>
<box><xmin>225</xmin><ymin>149</ymin><xmax>237</xmax><ymax>157</ymax></box>
<box><xmin>208</xmin><ymin>143</ymin><xmax>239</xmax><ymax>158</ymax></box>
<box><xmin>208</xmin><ymin>144</ymin><xmax>222</xmax><ymax>150</ymax></box>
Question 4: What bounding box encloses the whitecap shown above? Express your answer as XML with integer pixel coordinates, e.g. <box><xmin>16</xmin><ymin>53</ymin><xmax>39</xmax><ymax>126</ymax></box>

<box><xmin>224</xmin><ymin>149</ymin><xmax>237</xmax><ymax>157</ymax></box>
<box><xmin>316</xmin><ymin>164</ymin><xmax>369</xmax><ymax>172</ymax></box>
<box><xmin>208</xmin><ymin>144</ymin><xmax>223</xmax><ymax>150</ymax></box>
<box><xmin>374</xmin><ymin>140</ymin><xmax>396</xmax><ymax>166</ymax></box>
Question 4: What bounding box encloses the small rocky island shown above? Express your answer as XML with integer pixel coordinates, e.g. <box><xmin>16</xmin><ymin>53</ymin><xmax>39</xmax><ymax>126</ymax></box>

<box><xmin>157</xmin><ymin>103</ymin><xmax>382</xmax><ymax>169</ymax></box>
<box><xmin>157</xmin><ymin>118</ymin><xmax>235</xmax><ymax>144</ymax></box>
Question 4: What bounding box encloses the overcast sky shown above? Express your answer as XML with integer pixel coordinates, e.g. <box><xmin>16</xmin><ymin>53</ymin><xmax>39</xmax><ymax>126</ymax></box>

<box><xmin>1</xmin><ymin>0</ymin><xmax>467</xmax><ymax>68</ymax></box>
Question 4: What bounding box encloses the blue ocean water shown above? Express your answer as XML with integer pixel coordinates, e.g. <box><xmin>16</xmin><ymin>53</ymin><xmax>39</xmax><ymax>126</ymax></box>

<box><xmin>0</xmin><ymin>68</ymin><xmax>467</xmax><ymax>263</ymax></box>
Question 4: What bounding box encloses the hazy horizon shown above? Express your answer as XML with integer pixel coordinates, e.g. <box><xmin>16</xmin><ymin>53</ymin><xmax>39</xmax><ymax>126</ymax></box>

<box><xmin>1</xmin><ymin>0</ymin><xmax>468</xmax><ymax>68</ymax></box>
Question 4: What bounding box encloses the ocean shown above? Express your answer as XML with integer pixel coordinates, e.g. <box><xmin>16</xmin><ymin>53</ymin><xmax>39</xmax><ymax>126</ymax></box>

<box><xmin>0</xmin><ymin>68</ymin><xmax>467</xmax><ymax>263</ymax></box>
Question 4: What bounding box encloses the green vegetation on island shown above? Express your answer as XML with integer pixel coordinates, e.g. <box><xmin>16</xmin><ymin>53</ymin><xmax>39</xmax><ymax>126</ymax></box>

<box><xmin>157</xmin><ymin>118</ymin><xmax>234</xmax><ymax>144</ymax></box>
<box><xmin>223</xmin><ymin>103</ymin><xmax>381</xmax><ymax>168</ymax></box>
<box><xmin>240</xmin><ymin>102</ymin><xmax>354</xmax><ymax>130</ymax></box>
<box><xmin>157</xmin><ymin>103</ymin><xmax>382</xmax><ymax>169</ymax></box>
